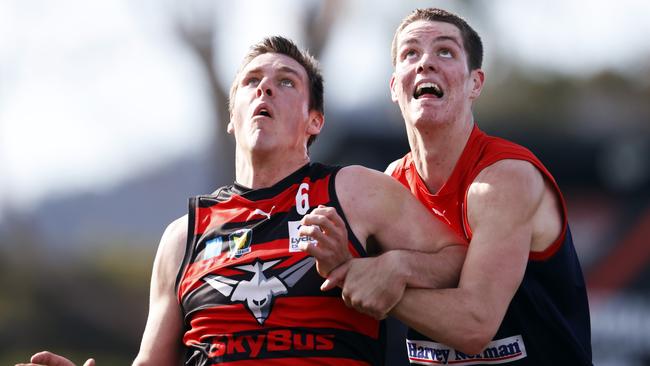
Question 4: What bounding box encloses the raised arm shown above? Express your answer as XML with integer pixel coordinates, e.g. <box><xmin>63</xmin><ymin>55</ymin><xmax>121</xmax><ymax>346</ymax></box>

<box><xmin>132</xmin><ymin>216</ymin><xmax>187</xmax><ymax>366</ymax></box>
<box><xmin>390</xmin><ymin>159</ymin><xmax>562</xmax><ymax>353</ymax></box>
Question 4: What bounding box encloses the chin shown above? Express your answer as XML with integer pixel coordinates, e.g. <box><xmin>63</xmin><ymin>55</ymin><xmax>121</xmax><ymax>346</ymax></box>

<box><xmin>411</xmin><ymin>119</ymin><xmax>442</xmax><ymax>129</ymax></box>
<box><xmin>410</xmin><ymin>110</ymin><xmax>445</xmax><ymax>127</ymax></box>
<box><xmin>249</xmin><ymin>142</ymin><xmax>275</xmax><ymax>154</ymax></box>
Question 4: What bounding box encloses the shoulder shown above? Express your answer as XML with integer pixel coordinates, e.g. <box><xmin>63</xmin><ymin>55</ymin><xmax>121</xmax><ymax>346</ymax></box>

<box><xmin>467</xmin><ymin>160</ymin><xmax>545</xmax><ymax>225</ymax></box>
<box><xmin>337</xmin><ymin>165</ymin><xmax>404</xmax><ymax>192</ymax></box>
<box><xmin>155</xmin><ymin>215</ymin><xmax>189</xmax><ymax>268</ymax></box>
<box><xmin>472</xmin><ymin>159</ymin><xmax>544</xmax><ymax>192</ymax></box>
<box><xmin>335</xmin><ymin>165</ymin><xmax>413</xmax><ymax>235</ymax></box>
<box><xmin>476</xmin><ymin>133</ymin><xmax>542</xmax><ymax>171</ymax></box>
<box><xmin>335</xmin><ymin>165</ymin><xmax>422</xmax><ymax>212</ymax></box>
<box><xmin>385</xmin><ymin>151</ymin><xmax>413</xmax><ymax>175</ymax></box>
<box><xmin>163</xmin><ymin>215</ymin><xmax>189</xmax><ymax>244</ymax></box>
<box><xmin>384</xmin><ymin>159</ymin><xmax>401</xmax><ymax>175</ymax></box>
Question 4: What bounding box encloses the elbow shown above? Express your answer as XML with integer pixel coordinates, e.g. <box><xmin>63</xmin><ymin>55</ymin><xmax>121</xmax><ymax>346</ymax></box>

<box><xmin>455</xmin><ymin>331</ymin><xmax>494</xmax><ymax>355</ymax></box>
<box><xmin>453</xmin><ymin>306</ymin><xmax>499</xmax><ymax>355</ymax></box>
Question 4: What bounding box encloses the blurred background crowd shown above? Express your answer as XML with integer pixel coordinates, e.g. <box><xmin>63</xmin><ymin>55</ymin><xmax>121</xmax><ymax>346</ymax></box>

<box><xmin>1</xmin><ymin>0</ymin><xmax>649</xmax><ymax>365</ymax></box>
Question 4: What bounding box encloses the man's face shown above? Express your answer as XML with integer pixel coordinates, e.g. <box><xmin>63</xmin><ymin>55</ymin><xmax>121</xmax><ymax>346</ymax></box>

<box><xmin>390</xmin><ymin>20</ymin><xmax>483</xmax><ymax>128</ymax></box>
<box><xmin>229</xmin><ymin>53</ymin><xmax>322</xmax><ymax>156</ymax></box>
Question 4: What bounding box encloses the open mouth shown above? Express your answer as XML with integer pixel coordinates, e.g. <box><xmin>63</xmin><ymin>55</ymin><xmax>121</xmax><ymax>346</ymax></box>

<box><xmin>253</xmin><ymin>104</ymin><xmax>273</xmax><ymax>118</ymax></box>
<box><xmin>258</xmin><ymin>108</ymin><xmax>271</xmax><ymax>117</ymax></box>
<box><xmin>413</xmin><ymin>82</ymin><xmax>444</xmax><ymax>99</ymax></box>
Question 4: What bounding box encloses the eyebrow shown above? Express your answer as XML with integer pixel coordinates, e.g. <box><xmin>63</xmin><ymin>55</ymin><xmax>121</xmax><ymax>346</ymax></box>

<box><xmin>400</xmin><ymin>35</ymin><xmax>462</xmax><ymax>49</ymax></box>
<box><xmin>277</xmin><ymin>66</ymin><xmax>301</xmax><ymax>77</ymax></box>
<box><xmin>245</xmin><ymin>65</ymin><xmax>302</xmax><ymax>78</ymax></box>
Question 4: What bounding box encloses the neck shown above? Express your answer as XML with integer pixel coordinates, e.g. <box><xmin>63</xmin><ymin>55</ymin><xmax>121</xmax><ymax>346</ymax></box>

<box><xmin>406</xmin><ymin>115</ymin><xmax>474</xmax><ymax>193</ymax></box>
<box><xmin>234</xmin><ymin>149</ymin><xmax>310</xmax><ymax>189</ymax></box>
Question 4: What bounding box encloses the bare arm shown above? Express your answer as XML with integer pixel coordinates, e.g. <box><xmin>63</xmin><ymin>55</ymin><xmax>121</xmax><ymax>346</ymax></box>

<box><xmin>375</xmin><ymin>159</ymin><xmax>466</xmax><ymax>289</ymax></box>
<box><xmin>390</xmin><ymin>160</ymin><xmax>560</xmax><ymax>353</ymax></box>
<box><xmin>132</xmin><ymin>216</ymin><xmax>187</xmax><ymax>366</ymax></box>
<box><xmin>301</xmin><ymin>165</ymin><xmax>465</xmax><ymax>282</ymax></box>
<box><xmin>336</xmin><ymin>166</ymin><xmax>464</xmax><ymax>254</ymax></box>
<box><xmin>301</xmin><ymin>166</ymin><xmax>466</xmax><ymax>317</ymax></box>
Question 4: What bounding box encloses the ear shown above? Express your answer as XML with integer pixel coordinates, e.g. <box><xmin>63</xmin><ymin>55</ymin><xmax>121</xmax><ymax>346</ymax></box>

<box><xmin>227</xmin><ymin>119</ymin><xmax>234</xmax><ymax>134</ymax></box>
<box><xmin>469</xmin><ymin>69</ymin><xmax>485</xmax><ymax>100</ymax></box>
<box><xmin>306</xmin><ymin>110</ymin><xmax>324</xmax><ymax>136</ymax></box>
<box><xmin>390</xmin><ymin>73</ymin><xmax>398</xmax><ymax>103</ymax></box>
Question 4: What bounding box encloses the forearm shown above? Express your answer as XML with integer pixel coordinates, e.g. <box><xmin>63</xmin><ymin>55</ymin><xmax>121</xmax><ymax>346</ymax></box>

<box><xmin>385</xmin><ymin>244</ymin><xmax>466</xmax><ymax>289</ymax></box>
<box><xmin>390</xmin><ymin>287</ymin><xmax>497</xmax><ymax>354</ymax></box>
<box><xmin>134</xmin><ymin>315</ymin><xmax>184</xmax><ymax>366</ymax></box>
<box><xmin>329</xmin><ymin>244</ymin><xmax>465</xmax><ymax>321</ymax></box>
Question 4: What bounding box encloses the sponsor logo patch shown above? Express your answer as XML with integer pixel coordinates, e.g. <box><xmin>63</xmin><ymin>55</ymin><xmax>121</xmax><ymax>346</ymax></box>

<box><xmin>287</xmin><ymin>220</ymin><xmax>316</xmax><ymax>253</ymax></box>
<box><xmin>406</xmin><ymin>335</ymin><xmax>527</xmax><ymax>365</ymax></box>
<box><xmin>204</xmin><ymin>237</ymin><xmax>224</xmax><ymax>260</ymax></box>
<box><xmin>207</xmin><ymin>329</ymin><xmax>335</xmax><ymax>358</ymax></box>
<box><xmin>228</xmin><ymin>229</ymin><xmax>253</xmax><ymax>259</ymax></box>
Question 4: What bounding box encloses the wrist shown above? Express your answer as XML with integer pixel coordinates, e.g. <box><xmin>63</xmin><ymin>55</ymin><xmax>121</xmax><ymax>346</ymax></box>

<box><xmin>381</xmin><ymin>250</ymin><xmax>410</xmax><ymax>288</ymax></box>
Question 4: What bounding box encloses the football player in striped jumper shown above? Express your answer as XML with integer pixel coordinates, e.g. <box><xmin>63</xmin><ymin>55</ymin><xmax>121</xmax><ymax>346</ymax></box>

<box><xmin>18</xmin><ymin>36</ymin><xmax>466</xmax><ymax>366</ymax></box>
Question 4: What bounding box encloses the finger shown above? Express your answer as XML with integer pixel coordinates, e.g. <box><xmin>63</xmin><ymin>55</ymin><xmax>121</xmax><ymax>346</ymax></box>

<box><xmin>300</xmin><ymin>214</ymin><xmax>333</xmax><ymax>235</ymax></box>
<box><xmin>341</xmin><ymin>292</ymin><xmax>352</xmax><ymax>308</ymax></box>
<box><xmin>298</xmin><ymin>239</ymin><xmax>325</xmax><ymax>259</ymax></box>
<box><xmin>299</xmin><ymin>229</ymin><xmax>331</xmax><ymax>251</ymax></box>
<box><xmin>82</xmin><ymin>359</ymin><xmax>95</xmax><ymax>366</ymax></box>
<box><xmin>297</xmin><ymin>224</ymin><xmax>324</xmax><ymax>243</ymax></box>
<box><xmin>316</xmin><ymin>205</ymin><xmax>347</xmax><ymax>230</ymax></box>
<box><xmin>302</xmin><ymin>207</ymin><xmax>344</xmax><ymax>233</ymax></box>
<box><xmin>321</xmin><ymin>262</ymin><xmax>349</xmax><ymax>291</ymax></box>
<box><xmin>30</xmin><ymin>351</ymin><xmax>74</xmax><ymax>366</ymax></box>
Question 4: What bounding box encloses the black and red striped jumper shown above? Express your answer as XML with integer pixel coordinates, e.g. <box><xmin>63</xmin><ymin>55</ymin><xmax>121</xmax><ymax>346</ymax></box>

<box><xmin>176</xmin><ymin>163</ymin><xmax>385</xmax><ymax>366</ymax></box>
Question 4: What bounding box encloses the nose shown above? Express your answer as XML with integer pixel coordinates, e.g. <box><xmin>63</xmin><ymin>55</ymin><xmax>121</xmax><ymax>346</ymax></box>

<box><xmin>416</xmin><ymin>52</ymin><xmax>436</xmax><ymax>74</ymax></box>
<box><xmin>256</xmin><ymin>78</ymin><xmax>273</xmax><ymax>98</ymax></box>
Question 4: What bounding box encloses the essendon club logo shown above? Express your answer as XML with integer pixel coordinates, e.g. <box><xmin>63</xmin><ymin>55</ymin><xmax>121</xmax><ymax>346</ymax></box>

<box><xmin>203</xmin><ymin>257</ymin><xmax>314</xmax><ymax>325</ymax></box>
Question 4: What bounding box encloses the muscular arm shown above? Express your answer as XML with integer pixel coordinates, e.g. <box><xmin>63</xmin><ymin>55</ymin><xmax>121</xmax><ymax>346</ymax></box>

<box><xmin>374</xmin><ymin>159</ymin><xmax>465</xmax><ymax>289</ymax></box>
<box><xmin>338</xmin><ymin>247</ymin><xmax>466</xmax><ymax>289</ymax></box>
<box><xmin>339</xmin><ymin>165</ymin><xmax>465</xmax><ymax>287</ymax></box>
<box><xmin>301</xmin><ymin>166</ymin><xmax>466</xmax><ymax>318</ymax></box>
<box><xmin>390</xmin><ymin>160</ymin><xmax>560</xmax><ymax>353</ymax></box>
<box><xmin>337</xmin><ymin>166</ymin><xmax>462</xmax><ymax>251</ymax></box>
<box><xmin>133</xmin><ymin>216</ymin><xmax>187</xmax><ymax>366</ymax></box>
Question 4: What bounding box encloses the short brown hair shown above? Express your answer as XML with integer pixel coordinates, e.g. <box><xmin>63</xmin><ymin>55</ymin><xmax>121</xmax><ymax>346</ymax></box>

<box><xmin>391</xmin><ymin>8</ymin><xmax>483</xmax><ymax>71</ymax></box>
<box><xmin>229</xmin><ymin>36</ymin><xmax>324</xmax><ymax>147</ymax></box>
